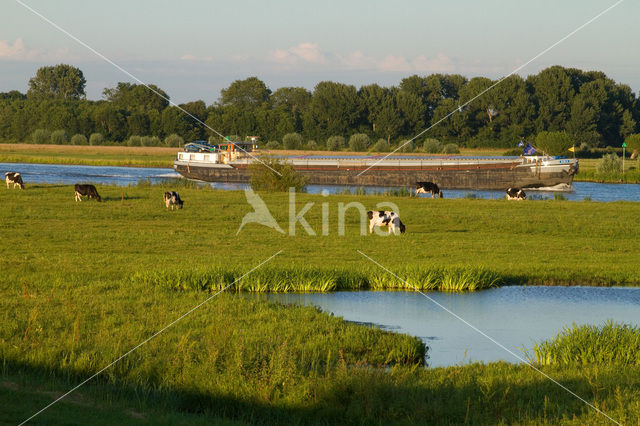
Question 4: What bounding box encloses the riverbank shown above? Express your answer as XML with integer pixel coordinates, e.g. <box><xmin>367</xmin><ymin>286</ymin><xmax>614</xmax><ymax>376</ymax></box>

<box><xmin>3</xmin><ymin>143</ymin><xmax>639</xmax><ymax>184</ymax></box>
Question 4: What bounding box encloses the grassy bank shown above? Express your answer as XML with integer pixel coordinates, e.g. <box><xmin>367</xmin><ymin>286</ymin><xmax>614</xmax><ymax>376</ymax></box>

<box><xmin>0</xmin><ymin>143</ymin><xmax>176</xmax><ymax>167</ymax></box>
<box><xmin>3</xmin><ymin>184</ymin><xmax>640</xmax><ymax>423</ymax></box>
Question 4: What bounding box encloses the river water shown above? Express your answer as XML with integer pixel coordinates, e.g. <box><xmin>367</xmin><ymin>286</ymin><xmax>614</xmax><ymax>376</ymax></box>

<box><xmin>2</xmin><ymin>162</ymin><xmax>640</xmax><ymax>202</ymax></box>
<box><xmin>251</xmin><ymin>287</ymin><xmax>640</xmax><ymax>367</ymax></box>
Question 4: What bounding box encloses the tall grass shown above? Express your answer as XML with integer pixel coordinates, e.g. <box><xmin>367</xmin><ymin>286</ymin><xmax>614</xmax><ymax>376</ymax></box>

<box><xmin>525</xmin><ymin>321</ymin><xmax>640</xmax><ymax>366</ymax></box>
<box><xmin>133</xmin><ymin>265</ymin><xmax>501</xmax><ymax>293</ymax></box>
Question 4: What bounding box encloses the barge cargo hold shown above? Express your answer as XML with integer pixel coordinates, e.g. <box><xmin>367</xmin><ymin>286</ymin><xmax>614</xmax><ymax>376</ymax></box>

<box><xmin>173</xmin><ymin>143</ymin><xmax>578</xmax><ymax>190</ymax></box>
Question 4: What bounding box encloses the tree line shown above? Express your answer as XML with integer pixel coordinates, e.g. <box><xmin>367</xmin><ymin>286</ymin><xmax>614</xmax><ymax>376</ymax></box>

<box><xmin>0</xmin><ymin>64</ymin><xmax>638</xmax><ymax>151</ymax></box>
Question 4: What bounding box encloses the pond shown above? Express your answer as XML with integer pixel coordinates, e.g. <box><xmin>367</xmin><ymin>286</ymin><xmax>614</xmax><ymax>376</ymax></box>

<box><xmin>2</xmin><ymin>162</ymin><xmax>640</xmax><ymax>202</ymax></box>
<box><xmin>249</xmin><ymin>286</ymin><xmax>640</xmax><ymax>367</ymax></box>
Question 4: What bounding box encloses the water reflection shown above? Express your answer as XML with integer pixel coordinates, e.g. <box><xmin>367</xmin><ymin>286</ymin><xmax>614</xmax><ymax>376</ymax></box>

<box><xmin>249</xmin><ymin>286</ymin><xmax>640</xmax><ymax>367</ymax></box>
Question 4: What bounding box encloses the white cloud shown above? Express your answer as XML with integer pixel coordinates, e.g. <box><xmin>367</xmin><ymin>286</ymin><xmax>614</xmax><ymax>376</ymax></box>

<box><xmin>0</xmin><ymin>38</ymin><xmax>37</xmax><ymax>60</ymax></box>
<box><xmin>180</xmin><ymin>53</ymin><xmax>213</xmax><ymax>62</ymax></box>
<box><xmin>339</xmin><ymin>50</ymin><xmax>454</xmax><ymax>73</ymax></box>
<box><xmin>0</xmin><ymin>38</ymin><xmax>75</xmax><ymax>62</ymax></box>
<box><xmin>268</xmin><ymin>42</ymin><xmax>326</xmax><ymax>65</ymax></box>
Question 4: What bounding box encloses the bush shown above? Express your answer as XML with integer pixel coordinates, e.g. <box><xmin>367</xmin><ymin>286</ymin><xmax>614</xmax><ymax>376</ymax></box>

<box><xmin>164</xmin><ymin>133</ymin><xmax>184</xmax><ymax>147</ymax></box>
<box><xmin>442</xmin><ymin>143</ymin><xmax>460</xmax><ymax>154</ymax></box>
<box><xmin>50</xmin><ymin>129</ymin><xmax>68</xmax><ymax>145</ymax></box>
<box><xmin>397</xmin><ymin>140</ymin><xmax>414</xmax><ymax>153</ymax></box>
<box><xmin>535</xmin><ymin>131</ymin><xmax>574</xmax><ymax>156</ymax></box>
<box><xmin>304</xmin><ymin>140</ymin><xmax>318</xmax><ymax>150</ymax></box>
<box><xmin>596</xmin><ymin>153</ymin><xmax>622</xmax><ymax>175</ymax></box>
<box><xmin>140</xmin><ymin>136</ymin><xmax>161</xmax><ymax>147</ymax></box>
<box><xmin>348</xmin><ymin>133</ymin><xmax>370</xmax><ymax>152</ymax></box>
<box><xmin>31</xmin><ymin>129</ymin><xmax>51</xmax><ymax>144</ymax></box>
<box><xmin>282</xmin><ymin>132</ymin><xmax>303</xmax><ymax>150</ymax></box>
<box><xmin>70</xmin><ymin>134</ymin><xmax>88</xmax><ymax>146</ymax></box>
<box><xmin>626</xmin><ymin>133</ymin><xmax>640</xmax><ymax>158</ymax></box>
<box><xmin>264</xmin><ymin>141</ymin><xmax>281</xmax><ymax>150</ymax></box>
<box><xmin>126</xmin><ymin>135</ymin><xmax>142</xmax><ymax>147</ymax></box>
<box><xmin>89</xmin><ymin>133</ymin><xmax>104</xmax><ymax>146</ymax></box>
<box><xmin>371</xmin><ymin>138</ymin><xmax>390</xmax><ymax>152</ymax></box>
<box><xmin>326</xmin><ymin>136</ymin><xmax>346</xmax><ymax>151</ymax></box>
<box><xmin>422</xmin><ymin>138</ymin><xmax>443</xmax><ymax>153</ymax></box>
<box><xmin>249</xmin><ymin>155</ymin><xmax>309</xmax><ymax>192</ymax></box>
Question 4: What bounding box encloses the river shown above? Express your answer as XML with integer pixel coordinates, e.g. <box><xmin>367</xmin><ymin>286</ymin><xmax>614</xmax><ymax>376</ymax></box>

<box><xmin>251</xmin><ymin>286</ymin><xmax>640</xmax><ymax>367</ymax></box>
<box><xmin>2</xmin><ymin>162</ymin><xmax>640</xmax><ymax>202</ymax></box>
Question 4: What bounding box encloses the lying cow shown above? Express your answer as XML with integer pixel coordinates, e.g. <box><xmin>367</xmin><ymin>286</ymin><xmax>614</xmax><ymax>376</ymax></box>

<box><xmin>5</xmin><ymin>172</ymin><xmax>25</xmax><ymax>189</ymax></box>
<box><xmin>163</xmin><ymin>191</ymin><xmax>184</xmax><ymax>210</ymax></box>
<box><xmin>416</xmin><ymin>181</ymin><xmax>442</xmax><ymax>198</ymax></box>
<box><xmin>367</xmin><ymin>210</ymin><xmax>405</xmax><ymax>234</ymax></box>
<box><xmin>506</xmin><ymin>187</ymin><xmax>526</xmax><ymax>200</ymax></box>
<box><xmin>74</xmin><ymin>184</ymin><xmax>101</xmax><ymax>202</ymax></box>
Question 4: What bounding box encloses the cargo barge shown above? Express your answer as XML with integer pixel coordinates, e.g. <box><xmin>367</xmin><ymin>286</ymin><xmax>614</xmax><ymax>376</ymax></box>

<box><xmin>173</xmin><ymin>142</ymin><xmax>578</xmax><ymax>190</ymax></box>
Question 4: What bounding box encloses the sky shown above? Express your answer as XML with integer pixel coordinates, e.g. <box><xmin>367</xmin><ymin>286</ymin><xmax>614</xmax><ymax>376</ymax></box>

<box><xmin>1</xmin><ymin>0</ymin><xmax>638</xmax><ymax>104</ymax></box>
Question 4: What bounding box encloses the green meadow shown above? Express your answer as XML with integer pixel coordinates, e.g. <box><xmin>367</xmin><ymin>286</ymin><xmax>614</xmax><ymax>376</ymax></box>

<box><xmin>2</xmin><ymin>184</ymin><xmax>640</xmax><ymax>423</ymax></box>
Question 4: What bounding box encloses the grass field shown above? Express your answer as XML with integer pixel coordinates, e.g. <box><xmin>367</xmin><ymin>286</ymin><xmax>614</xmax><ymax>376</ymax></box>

<box><xmin>3</xmin><ymin>183</ymin><xmax>640</xmax><ymax>423</ymax></box>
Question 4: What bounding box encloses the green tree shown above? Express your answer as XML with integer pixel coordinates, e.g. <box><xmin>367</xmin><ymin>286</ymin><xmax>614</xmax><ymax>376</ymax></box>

<box><xmin>220</xmin><ymin>77</ymin><xmax>271</xmax><ymax>110</ymax></box>
<box><xmin>27</xmin><ymin>65</ymin><xmax>86</xmax><ymax>100</ymax></box>
<box><xmin>70</xmin><ymin>134</ymin><xmax>88</xmax><ymax>145</ymax></box>
<box><xmin>306</xmin><ymin>82</ymin><xmax>358</xmax><ymax>140</ymax></box>
<box><xmin>326</xmin><ymin>135</ymin><xmax>346</xmax><ymax>151</ymax></box>
<box><xmin>50</xmin><ymin>129</ymin><xmax>68</xmax><ymax>145</ymax></box>
<box><xmin>103</xmin><ymin>82</ymin><xmax>169</xmax><ymax>112</ymax></box>
<box><xmin>89</xmin><ymin>133</ymin><xmax>105</xmax><ymax>146</ymax></box>
<box><xmin>348</xmin><ymin>133</ymin><xmax>370</xmax><ymax>152</ymax></box>
<box><xmin>534</xmin><ymin>131</ymin><xmax>574</xmax><ymax>155</ymax></box>
<box><xmin>282</xmin><ymin>132</ymin><xmax>303</xmax><ymax>150</ymax></box>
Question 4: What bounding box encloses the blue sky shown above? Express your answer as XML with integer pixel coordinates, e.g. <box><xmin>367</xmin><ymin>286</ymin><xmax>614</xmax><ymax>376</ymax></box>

<box><xmin>1</xmin><ymin>0</ymin><xmax>637</xmax><ymax>104</ymax></box>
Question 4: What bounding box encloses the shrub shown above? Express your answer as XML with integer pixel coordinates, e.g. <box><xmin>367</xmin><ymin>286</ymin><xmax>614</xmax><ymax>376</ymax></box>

<box><xmin>442</xmin><ymin>143</ymin><xmax>460</xmax><ymax>154</ymax></box>
<box><xmin>249</xmin><ymin>155</ymin><xmax>309</xmax><ymax>192</ymax></box>
<box><xmin>31</xmin><ymin>129</ymin><xmax>51</xmax><ymax>144</ymax></box>
<box><xmin>348</xmin><ymin>133</ymin><xmax>370</xmax><ymax>152</ymax></box>
<box><xmin>282</xmin><ymin>132</ymin><xmax>303</xmax><ymax>150</ymax></box>
<box><xmin>371</xmin><ymin>138</ymin><xmax>390</xmax><ymax>152</ymax></box>
<box><xmin>626</xmin><ymin>133</ymin><xmax>640</xmax><ymax>158</ymax></box>
<box><xmin>535</xmin><ymin>131</ymin><xmax>574</xmax><ymax>155</ymax></box>
<box><xmin>89</xmin><ymin>133</ymin><xmax>104</xmax><ymax>146</ymax></box>
<box><xmin>126</xmin><ymin>135</ymin><xmax>142</xmax><ymax>147</ymax></box>
<box><xmin>140</xmin><ymin>136</ymin><xmax>161</xmax><ymax>146</ymax></box>
<box><xmin>422</xmin><ymin>138</ymin><xmax>443</xmax><ymax>153</ymax></box>
<box><xmin>50</xmin><ymin>129</ymin><xmax>68</xmax><ymax>145</ymax></box>
<box><xmin>164</xmin><ymin>133</ymin><xmax>184</xmax><ymax>147</ymax></box>
<box><xmin>396</xmin><ymin>140</ymin><xmax>414</xmax><ymax>153</ymax></box>
<box><xmin>596</xmin><ymin>153</ymin><xmax>622</xmax><ymax>175</ymax></box>
<box><xmin>70</xmin><ymin>134</ymin><xmax>88</xmax><ymax>146</ymax></box>
<box><xmin>326</xmin><ymin>136</ymin><xmax>346</xmax><ymax>151</ymax></box>
<box><xmin>264</xmin><ymin>141</ymin><xmax>281</xmax><ymax>150</ymax></box>
<box><xmin>304</xmin><ymin>140</ymin><xmax>318</xmax><ymax>150</ymax></box>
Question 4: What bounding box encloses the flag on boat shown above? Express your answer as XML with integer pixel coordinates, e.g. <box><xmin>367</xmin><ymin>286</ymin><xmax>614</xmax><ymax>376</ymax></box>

<box><xmin>517</xmin><ymin>139</ymin><xmax>525</xmax><ymax>147</ymax></box>
<box><xmin>523</xmin><ymin>143</ymin><xmax>536</xmax><ymax>155</ymax></box>
<box><xmin>568</xmin><ymin>146</ymin><xmax>575</xmax><ymax>152</ymax></box>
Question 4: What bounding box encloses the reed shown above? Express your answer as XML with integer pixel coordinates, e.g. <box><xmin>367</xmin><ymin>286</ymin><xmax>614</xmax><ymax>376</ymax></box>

<box><xmin>133</xmin><ymin>265</ymin><xmax>500</xmax><ymax>293</ymax></box>
<box><xmin>524</xmin><ymin>321</ymin><xmax>640</xmax><ymax>366</ymax></box>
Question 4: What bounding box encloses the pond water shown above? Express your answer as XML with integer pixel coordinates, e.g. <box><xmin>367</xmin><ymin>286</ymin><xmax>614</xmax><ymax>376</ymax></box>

<box><xmin>249</xmin><ymin>287</ymin><xmax>640</xmax><ymax>367</ymax></box>
<box><xmin>2</xmin><ymin>162</ymin><xmax>640</xmax><ymax>202</ymax></box>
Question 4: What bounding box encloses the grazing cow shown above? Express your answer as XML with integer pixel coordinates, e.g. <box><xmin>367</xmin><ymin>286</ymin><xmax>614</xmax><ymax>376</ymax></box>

<box><xmin>74</xmin><ymin>184</ymin><xmax>101</xmax><ymax>202</ymax></box>
<box><xmin>367</xmin><ymin>210</ymin><xmax>406</xmax><ymax>234</ymax></box>
<box><xmin>5</xmin><ymin>172</ymin><xmax>25</xmax><ymax>189</ymax></box>
<box><xmin>506</xmin><ymin>187</ymin><xmax>526</xmax><ymax>200</ymax></box>
<box><xmin>163</xmin><ymin>191</ymin><xmax>184</xmax><ymax>210</ymax></box>
<box><xmin>416</xmin><ymin>181</ymin><xmax>443</xmax><ymax>198</ymax></box>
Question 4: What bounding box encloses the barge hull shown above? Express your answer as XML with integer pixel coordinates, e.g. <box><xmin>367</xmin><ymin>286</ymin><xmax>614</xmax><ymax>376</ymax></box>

<box><xmin>174</xmin><ymin>162</ymin><xmax>574</xmax><ymax>190</ymax></box>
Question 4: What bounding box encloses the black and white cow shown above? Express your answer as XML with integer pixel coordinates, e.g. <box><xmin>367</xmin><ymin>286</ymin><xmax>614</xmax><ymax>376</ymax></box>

<box><xmin>5</xmin><ymin>172</ymin><xmax>25</xmax><ymax>189</ymax></box>
<box><xmin>163</xmin><ymin>191</ymin><xmax>184</xmax><ymax>210</ymax></box>
<box><xmin>74</xmin><ymin>184</ymin><xmax>101</xmax><ymax>202</ymax></box>
<box><xmin>506</xmin><ymin>187</ymin><xmax>526</xmax><ymax>200</ymax></box>
<box><xmin>367</xmin><ymin>210</ymin><xmax>405</xmax><ymax>234</ymax></box>
<box><xmin>416</xmin><ymin>181</ymin><xmax>442</xmax><ymax>198</ymax></box>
